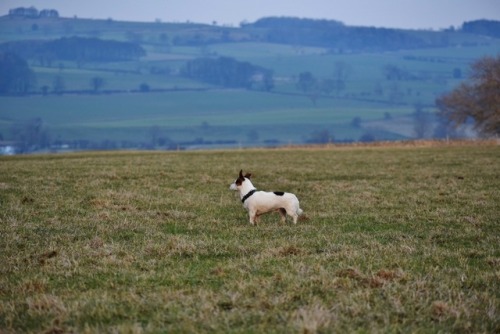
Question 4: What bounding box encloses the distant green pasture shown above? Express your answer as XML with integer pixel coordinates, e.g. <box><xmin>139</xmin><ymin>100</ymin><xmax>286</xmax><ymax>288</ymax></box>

<box><xmin>2</xmin><ymin>17</ymin><xmax>499</xmax><ymax>147</ymax></box>
<box><xmin>212</xmin><ymin>41</ymin><xmax>500</xmax><ymax>105</ymax></box>
<box><xmin>32</xmin><ymin>66</ymin><xmax>209</xmax><ymax>91</ymax></box>
<box><xmin>0</xmin><ymin>90</ymin><xmax>408</xmax><ymax>125</ymax></box>
<box><xmin>0</xmin><ymin>90</ymin><xmax>410</xmax><ymax>143</ymax></box>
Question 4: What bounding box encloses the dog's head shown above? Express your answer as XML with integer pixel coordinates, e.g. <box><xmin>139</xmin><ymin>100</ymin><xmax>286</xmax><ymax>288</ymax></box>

<box><xmin>229</xmin><ymin>170</ymin><xmax>252</xmax><ymax>191</ymax></box>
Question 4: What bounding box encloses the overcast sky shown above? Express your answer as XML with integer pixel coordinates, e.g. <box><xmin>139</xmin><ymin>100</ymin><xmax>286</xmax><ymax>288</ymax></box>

<box><xmin>1</xmin><ymin>0</ymin><xmax>499</xmax><ymax>29</ymax></box>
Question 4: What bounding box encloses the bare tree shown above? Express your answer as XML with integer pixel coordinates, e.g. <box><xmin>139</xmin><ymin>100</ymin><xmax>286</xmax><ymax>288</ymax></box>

<box><xmin>52</xmin><ymin>75</ymin><xmax>65</xmax><ymax>95</ymax></box>
<box><xmin>13</xmin><ymin>118</ymin><xmax>50</xmax><ymax>153</ymax></box>
<box><xmin>297</xmin><ymin>72</ymin><xmax>317</xmax><ymax>93</ymax></box>
<box><xmin>90</xmin><ymin>77</ymin><xmax>105</xmax><ymax>93</ymax></box>
<box><xmin>436</xmin><ymin>55</ymin><xmax>500</xmax><ymax>137</ymax></box>
<box><xmin>149</xmin><ymin>126</ymin><xmax>161</xmax><ymax>147</ymax></box>
<box><xmin>332</xmin><ymin>61</ymin><xmax>352</xmax><ymax>96</ymax></box>
<box><xmin>413</xmin><ymin>103</ymin><xmax>431</xmax><ymax>139</ymax></box>
<box><xmin>297</xmin><ymin>72</ymin><xmax>319</xmax><ymax>106</ymax></box>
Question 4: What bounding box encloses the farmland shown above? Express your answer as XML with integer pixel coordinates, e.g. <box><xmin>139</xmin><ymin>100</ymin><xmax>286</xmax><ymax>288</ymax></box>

<box><xmin>0</xmin><ymin>142</ymin><xmax>499</xmax><ymax>332</ymax></box>
<box><xmin>0</xmin><ymin>90</ymin><xmax>408</xmax><ymax>145</ymax></box>
<box><xmin>1</xmin><ymin>15</ymin><xmax>500</xmax><ymax>150</ymax></box>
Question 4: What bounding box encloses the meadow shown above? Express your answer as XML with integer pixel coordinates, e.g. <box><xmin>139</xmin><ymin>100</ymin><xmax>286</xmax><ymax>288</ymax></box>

<box><xmin>0</xmin><ymin>142</ymin><xmax>499</xmax><ymax>333</ymax></box>
<box><xmin>2</xmin><ymin>15</ymin><xmax>500</xmax><ymax>148</ymax></box>
<box><xmin>0</xmin><ymin>89</ymin><xmax>409</xmax><ymax>146</ymax></box>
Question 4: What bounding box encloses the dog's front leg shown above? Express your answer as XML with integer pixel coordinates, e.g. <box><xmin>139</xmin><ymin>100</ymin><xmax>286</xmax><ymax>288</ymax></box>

<box><xmin>249</xmin><ymin>209</ymin><xmax>257</xmax><ymax>225</ymax></box>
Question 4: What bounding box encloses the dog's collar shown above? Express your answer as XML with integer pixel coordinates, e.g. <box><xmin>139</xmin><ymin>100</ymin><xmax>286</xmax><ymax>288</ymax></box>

<box><xmin>241</xmin><ymin>189</ymin><xmax>257</xmax><ymax>203</ymax></box>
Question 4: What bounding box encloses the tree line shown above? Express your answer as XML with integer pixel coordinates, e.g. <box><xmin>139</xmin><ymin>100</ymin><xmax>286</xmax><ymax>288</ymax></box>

<box><xmin>0</xmin><ymin>36</ymin><xmax>145</xmax><ymax>94</ymax></box>
<box><xmin>7</xmin><ymin>6</ymin><xmax>59</xmax><ymax>19</ymax></box>
<box><xmin>0</xmin><ymin>50</ymin><xmax>135</xmax><ymax>95</ymax></box>
<box><xmin>0</xmin><ymin>37</ymin><xmax>145</xmax><ymax>64</ymax></box>
<box><xmin>461</xmin><ymin>20</ymin><xmax>500</xmax><ymax>39</ymax></box>
<box><xmin>242</xmin><ymin>17</ymin><xmax>500</xmax><ymax>52</ymax></box>
<box><xmin>0</xmin><ymin>52</ymin><xmax>35</xmax><ymax>94</ymax></box>
<box><xmin>181</xmin><ymin>56</ymin><xmax>274</xmax><ymax>90</ymax></box>
<box><xmin>243</xmin><ymin>17</ymin><xmax>428</xmax><ymax>51</ymax></box>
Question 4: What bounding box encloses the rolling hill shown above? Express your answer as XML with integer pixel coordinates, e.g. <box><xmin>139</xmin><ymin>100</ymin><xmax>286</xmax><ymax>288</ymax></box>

<box><xmin>0</xmin><ymin>11</ymin><xmax>499</xmax><ymax>152</ymax></box>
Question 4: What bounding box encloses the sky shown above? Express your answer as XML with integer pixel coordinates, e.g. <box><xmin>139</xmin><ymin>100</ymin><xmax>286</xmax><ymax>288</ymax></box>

<box><xmin>1</xmin><ymin>0</ymin><xmax>499</xmax><ymax>30</ymax></box>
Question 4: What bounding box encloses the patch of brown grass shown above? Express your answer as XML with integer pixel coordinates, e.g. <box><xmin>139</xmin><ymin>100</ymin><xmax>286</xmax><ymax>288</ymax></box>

<box><xmin>0</xmin><ymin>144</ymin><xmax>498</xmax><ymax>333</ymax></box>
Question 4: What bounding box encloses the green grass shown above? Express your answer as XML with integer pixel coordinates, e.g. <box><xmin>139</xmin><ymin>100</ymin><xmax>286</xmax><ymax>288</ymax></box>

<box><xmin>0</xmin><ymin>90</ymin><xmax>411</xmax><ymax>143</ymax></box>
<box><xmin>31</xmin><ymin>61</ymin><xmax>211</xmax><ymax>92</ymax></box>
<box><xmin>1</xmin><ymin>16</ymin><xmax>500</xmax><ymax>146</ymax></box>
<box><xmin>0</xmin><ymin>142</ymin><xmax>499</xmax><ymax>332</ymax></box>
<box><xmin>1</xmin><ymin>90</ymin><xmax>402</xmax><ymax>124</ymax></box>
<box><xmin>3</xmin><ymin>40</ymin><xmax>495</xmax><ymax>144</ymax></box>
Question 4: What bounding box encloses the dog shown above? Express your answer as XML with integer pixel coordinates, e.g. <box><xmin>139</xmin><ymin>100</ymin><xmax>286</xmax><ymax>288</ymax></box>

<box><xmin>229</xmin><ymin>170</ymin><xmax>303</xmax><ymax>225</ymax></box>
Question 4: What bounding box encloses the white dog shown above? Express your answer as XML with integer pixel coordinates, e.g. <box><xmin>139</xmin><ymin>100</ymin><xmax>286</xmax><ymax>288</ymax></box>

<box><xmin>229</xmin><ymin>170</ymin><xmax>303</xmax><ymax>225</ymax></box>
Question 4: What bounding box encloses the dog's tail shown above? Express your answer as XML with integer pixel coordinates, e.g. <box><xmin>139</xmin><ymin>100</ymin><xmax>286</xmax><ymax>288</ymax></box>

<box><xmin>297</xmin><ymin>208</ymin><xmax>304</xmax><ymax>216</ymax></box>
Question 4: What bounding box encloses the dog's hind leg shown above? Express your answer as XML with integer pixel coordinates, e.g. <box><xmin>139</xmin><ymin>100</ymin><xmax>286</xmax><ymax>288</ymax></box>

<box><xmin>292</xmin><ymin>206</ymin><xmax>304</xmax><ymax>224</ymax></box>
<box><xmin>284</xmin><ymin>205</ymin><xmax>300</xmax><ymax>224</ymax></box>
<box><xmin>278</xmin><ymin>208</ymin><xmax>287</xmax><ymax>224</ymax></box>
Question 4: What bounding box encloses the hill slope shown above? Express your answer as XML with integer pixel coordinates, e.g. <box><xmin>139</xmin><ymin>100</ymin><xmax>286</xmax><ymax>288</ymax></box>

<box><xmin>0</xmin><ymin>14</ymin><xmax>499</xmax><ymax>151</ymax></box>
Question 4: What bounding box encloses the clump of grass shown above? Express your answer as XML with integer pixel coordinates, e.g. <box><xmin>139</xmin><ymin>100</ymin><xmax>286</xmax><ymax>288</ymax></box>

<box><xmin>0</xmin><ymin>143</ymin><xmax>499</xmax><ymax>332</ymax></box>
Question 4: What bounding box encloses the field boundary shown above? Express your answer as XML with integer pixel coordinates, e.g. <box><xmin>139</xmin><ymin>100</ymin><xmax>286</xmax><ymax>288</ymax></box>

<box><xmin>226</xmin><ymin>139</ymin><xmax>500</xmax><ymax>152</ymax></box>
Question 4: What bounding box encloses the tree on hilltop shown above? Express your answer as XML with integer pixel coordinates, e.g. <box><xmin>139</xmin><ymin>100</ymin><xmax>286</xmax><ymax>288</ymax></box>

<box><xmin>0</xmin><ymin>52</ymin><xmax>36</xmax><ymax>94</ymax></box>
<box><xmin>436</xmin><ymin>55</ymin><xmax>500</xmax><ymax>137</ymax></box>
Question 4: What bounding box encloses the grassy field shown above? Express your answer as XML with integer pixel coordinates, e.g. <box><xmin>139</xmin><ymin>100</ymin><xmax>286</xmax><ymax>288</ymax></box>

<box><xmin>1</xmin><ymin>16</ymin><xmax>500</xmax><ymax>146</ymax></box>
<box><xmin>0</xmin><ymin>142</ymin><xmax>499</xmax><ymax>332</ymax></box>
<box><xmin>0</xmin><ymin>90</ymin><xmax>410</xmax><ymax>144</ymax></box>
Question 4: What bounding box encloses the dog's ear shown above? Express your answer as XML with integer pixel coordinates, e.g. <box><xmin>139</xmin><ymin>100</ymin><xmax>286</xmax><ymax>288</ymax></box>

<box><xmin>236</xmin><ymin>170</ymin><xmax>245</xmax><ymax>186</ymax></box>
<box><xmin>244</xmin><ymin>173</ymin><xmax>252</xmax><ymax>179</ymax></box>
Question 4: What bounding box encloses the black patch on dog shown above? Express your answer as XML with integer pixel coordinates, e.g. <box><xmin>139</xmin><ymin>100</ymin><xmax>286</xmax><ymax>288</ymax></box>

<box><xmin>274</xmin><ymin>191</ymin><xmax>285</xmax><ymax>196</ymax></box>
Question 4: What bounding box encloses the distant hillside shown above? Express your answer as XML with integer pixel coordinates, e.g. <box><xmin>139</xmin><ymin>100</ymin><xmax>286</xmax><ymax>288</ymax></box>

<box><xmin>0</xmin><ymin>37</ymin><xmax>145</xmax><ymax>62</ymax></box>
<box><xmin>1</xmin><ymin>10</ymin><xmax>499</xmax><ymax>51</ymax></box>
<box><xmin>241</xmin><ymin>17</ymin><xmax>500</xmax><ymax>51</ymax></box>
<box><xmin>462</xmin><ymin>19</ymin><xmax>500</xmax><ymax>38</ymax></box>
<box><xmin>0</xmin><ymin>10</ymin><xmax>499</xmax><ymax>152</ymax></box>
<box><xmin>242</xmin><ymin>17</ymin><xmax>428</xmax><ymax>51</ymax></box>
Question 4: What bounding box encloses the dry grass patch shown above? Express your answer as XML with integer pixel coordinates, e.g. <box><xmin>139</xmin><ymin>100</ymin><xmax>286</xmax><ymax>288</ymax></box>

<box><xmin>0</xmin><ymin>143</ymin><xmax>499</xmax><ymax>332</ymax></box>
